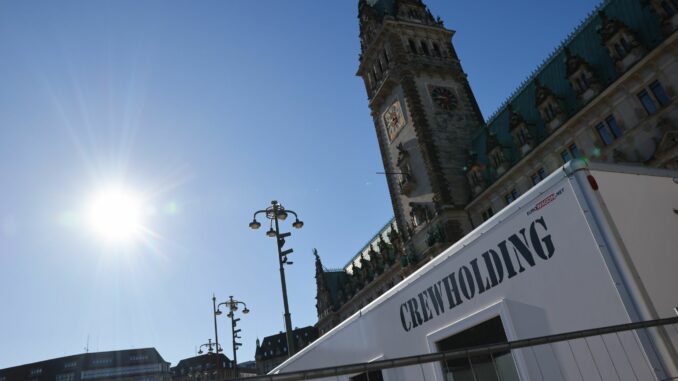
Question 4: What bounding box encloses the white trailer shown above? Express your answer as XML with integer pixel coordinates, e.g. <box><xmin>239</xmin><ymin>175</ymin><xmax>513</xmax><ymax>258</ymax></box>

<box><xmin>272</xmin><ymin>160</ymin><xmax>678</xmax><ymax>381</ymax></box>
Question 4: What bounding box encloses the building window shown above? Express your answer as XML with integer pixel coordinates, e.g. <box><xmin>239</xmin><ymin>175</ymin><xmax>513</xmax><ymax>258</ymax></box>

<box><xmin>437</xmin><ymin>317</ymin><xmax>520</xmax><ymax>381</ymax></box>
<box><xmin>491</xmin><ymin>150</ymin><xmax>505</xmax><ymax>168</ymax></box>
<box><xmin>481</xmin><ymin>207</ymin><xmax>494</xmax><ymax>222</ymax></box>
<box><xmin>504</xmin><ymin>189</ymin><xmax>519</xmax><ymax>205</ymax></box>
<box><xmin>408</xmin><ymin>39</ymin><xmax>417</xmax><ymax>54</ymax></box>
<box><xmin>650</xmin><ymin>80</ymin><xmax>670</xmax><ymax>106</ymax></box>
<box><xmin>64</xmin><ymin>361</ymin><xmax>77</xmax><ymax>368</ymax></box>
<box><xmin>30</xmin><ymin>369</ymin><xmax>42</xmax><ymax>376</ymax></box>
<box><xmin>596</xmin><ymin>115</ymin><xmax>623</xmax><ymax>145</ymax></box>
<box><xmin>514</xmin><ymin>125</ymin><xmax>529</xmax><ymax>146</ymax></box>
<box><xmin>350</xmin><ymin>371</ymin><xmax>384</xmax><ymax>381</ymax></box>
<box><xmin>660</xmin><ymin>0</ymin><xmax>678</xmax><ymax>16</ymax></box>
<box><xmin>560</xmin><ymin>143</ymin><xmax>581</xmax><ymax>164</ymax></box>
<box><xmin>91</xmin><ymin>358</ymin><xmax>113</xmax><ymax>366</ymax></box>
<box><xmin>638</xmin><ymin>89</ymin><xmax>658</xmax><ymax>115</ymax></box>
<box><xmin>637</xmin><ymin>81</ymin><xmax>669</xmax><ymax>115</ymax></box>
<box><xmin>613</xmin><ymin>36</ymin><xmax>632</xmax><ymax>58</ymax></box>
<box><xmin>56</xmin><ymin>373</ymin><xmax>75</xmax><ymax>381</ymax></box>
<box><xmin>531</xmin><ymin>168</ymin><xmax>547</xmax><ymax>185</ymax></box>
<box><xmin>469</xmin><ymin>170</ymin><xmax>481</xmax><ymax>186</ymax></box>
<box><xmin>574</xmin><ymin>72</ymin><xmax>590</xmax><ymax>93</ymax></box>
<box><xmin>432</xmin><ymin>42</ymin><xmax>441</xmax><ymax>57</ymax></box>
<box><xmin>420</xmin><ymin>41</ymin><xmax>430</xmax><ymax>55</ymax></box>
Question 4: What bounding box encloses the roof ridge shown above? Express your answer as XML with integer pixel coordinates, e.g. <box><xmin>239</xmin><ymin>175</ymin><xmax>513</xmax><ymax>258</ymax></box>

<box><xmin>484</xmin><ymin>0</ymin><xmax>610</xmax><ymax>125</ymax></box>
<box><xmin>342</xmin><ymin>217</ymin><xmax>395</xmax><ymax>269</ymax></box>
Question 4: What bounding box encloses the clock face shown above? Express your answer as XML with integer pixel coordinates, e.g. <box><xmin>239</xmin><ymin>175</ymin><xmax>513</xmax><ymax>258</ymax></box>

<box><xmin>430</xmin><ymin>86</ymin><xmax>458</xmax><ymax>111</ymax></box>
<box><xmin>383</xmin><ymin>100</ymin><xmax>406</xmax><ymax>142</ymax></box>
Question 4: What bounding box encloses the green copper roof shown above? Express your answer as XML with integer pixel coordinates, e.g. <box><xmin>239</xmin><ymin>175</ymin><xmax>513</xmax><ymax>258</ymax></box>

<box><xmin>470</xmin><ymin>0</ymin><xmax>665</xmax><ymax>179</ymax></box>
<box><xmin>366</xmin><ymin>0</ymin><xmax>396</xmax><ymax>17</ymax></box>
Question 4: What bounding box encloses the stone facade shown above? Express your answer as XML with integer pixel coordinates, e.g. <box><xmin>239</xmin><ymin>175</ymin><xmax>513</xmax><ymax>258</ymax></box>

<box><xmin>315</xmin><ymin>0</ymin><xmax>678</xmax><ymax>334</ymax></box>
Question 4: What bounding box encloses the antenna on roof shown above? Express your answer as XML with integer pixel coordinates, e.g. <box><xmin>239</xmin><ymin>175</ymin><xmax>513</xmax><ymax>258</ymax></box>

<box><xmin>85</xmin><ymin>334</ymin><xmax>90</xmax><ymax>353</ymax></box>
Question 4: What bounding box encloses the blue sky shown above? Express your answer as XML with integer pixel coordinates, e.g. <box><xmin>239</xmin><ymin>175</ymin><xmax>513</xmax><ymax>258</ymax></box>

<box><xmin>0</xmin><ymin>0</ymin><xmax>597</xmax><ymax>368</ymax></box>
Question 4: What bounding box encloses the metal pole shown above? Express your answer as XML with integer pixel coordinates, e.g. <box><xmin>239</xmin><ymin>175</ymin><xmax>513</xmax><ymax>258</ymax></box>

<box><xmin>230</xmin><ymin>297</ymin><xmax>240</xmax><ymax>378</ymax></box>
<box><xmin>212</xmin><ymin>295</ymin><xmax>220</xmax><ymax>369</ymax></box>
<box><xmin>273</xmin><ymin>201</ymin><xmax>296</xmax><ymax>357</ymax></box>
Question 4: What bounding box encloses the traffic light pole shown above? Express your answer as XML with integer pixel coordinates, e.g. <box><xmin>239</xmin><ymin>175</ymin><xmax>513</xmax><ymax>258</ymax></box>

<box><xmin>229</xmin><ymin>304</ymin><xmax>242</xmax><ymax>377</ymax></box>
<box><xmin>274</xmin><ymin>206</ymin><xmax>296</xmax><ymax>357</ymax></box>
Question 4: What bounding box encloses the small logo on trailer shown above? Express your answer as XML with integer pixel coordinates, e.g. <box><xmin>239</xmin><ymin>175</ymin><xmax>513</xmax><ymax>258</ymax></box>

<box><xmin>527</xmin><ymin>187</ymin><xmax>565</xmax><ymax>216</ymax></box>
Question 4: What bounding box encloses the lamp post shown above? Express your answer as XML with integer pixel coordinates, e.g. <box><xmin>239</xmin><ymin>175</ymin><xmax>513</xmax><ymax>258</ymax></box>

<box><xmin>249</xmin><ymin>200</ymin><xmax>303</xmax><ymax>357</ymax></box>
<box><xmin>216</xmin><ymin>296</ymin><xmax>249</xmax><ymax>377</ymax></box>
<box><xmin>212</xmin><ymin>294</ymin><xmax>222</xmax><ymax>361</ymax></box>
<box><xmin>197</xmin><ymin>339</ymin><xmax>221</xmax><ymax>355</ymax></box>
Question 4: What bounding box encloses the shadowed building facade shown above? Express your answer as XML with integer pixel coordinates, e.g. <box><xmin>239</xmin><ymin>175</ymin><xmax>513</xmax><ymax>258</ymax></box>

<box><xmin>0</xmin><ymin>348</ymin><xmax>171</xmax><ymax>381</ymax></box>
<box><xmin>254</xmin><ymin>326</ymin><xmax>318</xmax><ymax>375</ymax></box>
<box><xmin>314</xmin><ymin>0</ymin><xmax>678</xmax><ymax>335</ymax></box>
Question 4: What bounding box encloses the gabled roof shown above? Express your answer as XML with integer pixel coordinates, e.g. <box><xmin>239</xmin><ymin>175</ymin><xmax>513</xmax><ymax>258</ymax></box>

<box><xmin>172</xmin><ymin>353</ymin><xmax>231</xmax><ymax>373</ymax></box>
<box><xmin>365</xmin><ymin>0</ymin><xmax>396</xmax><ymax>19</ymax></box>
<box><xmin>255</xmin><ymin>326</ymin><xmax>318</xmax><ymax>361</ymax></box>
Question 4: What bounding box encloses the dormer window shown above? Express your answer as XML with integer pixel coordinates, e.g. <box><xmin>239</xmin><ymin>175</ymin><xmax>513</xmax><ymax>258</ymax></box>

<box><xmin>597</xmin><ymin>11</ymin><xmax>645</xmax><ymax>72</ymax></box>
<box><xmin>564</xmin><ymin>48</ymin><xmax>600</xmax><ymax>104</ymax></box>
<box><xmin>488</xmin><ymin>144</ymin><xmax>509</xmax><ymax>176</ymax></box>
<box><xmin>466</xmin><ymin>165</ymin><xmax>486</xmax><ymax>196</ymax></box>
<box><xmin>490</xmin><ymin>149</ymin><xmax>505</xmax><ymax>168</ymax></box>
<box><xmin>508</xmin><ymin>105</ymin><xmax>532</xmax><ymax>156</ymax></box>
<box><xmin>643</xmin><ymin>0</ymin><xmax>678</xmax><ymax>34</ymax></box>
<box><xmin>535</xmin><ymin>79</ymin><xmax>565</xmax><ymax>131</ymax></box>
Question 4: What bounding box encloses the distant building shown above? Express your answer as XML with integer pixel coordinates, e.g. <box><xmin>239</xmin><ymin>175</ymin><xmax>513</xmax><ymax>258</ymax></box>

<box><xmin>170</xmin><ymin>353</ymin><xmax>233</xmax><ymax>380</ymax></box>
<box><xmin>254</xmin><ymin>326</ymin><xmax>318</xmax><ymax>375</ymax></box>
<box><xmin>0</xmin><ymin>348</ymin><xmax>170</xmax><ymax>381</ymax></box>
<box><xmin>315</xmin><ymin>0</ymin><xmax>678</xmax><ymax>334</ymax></box>
<box><xmin>233</xmin><ymin>361</ymin><xmax>257</xmax><ymax>378</ymax></box>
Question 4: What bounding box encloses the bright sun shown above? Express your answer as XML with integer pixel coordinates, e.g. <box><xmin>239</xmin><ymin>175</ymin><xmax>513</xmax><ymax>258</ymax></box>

<box><xmin>86</xmin><ymin>186</ymin><xmax>145</xmax><ymax>244</ymax></box>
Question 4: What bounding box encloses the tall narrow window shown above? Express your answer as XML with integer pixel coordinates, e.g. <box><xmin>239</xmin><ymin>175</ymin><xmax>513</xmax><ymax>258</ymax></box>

<box><xmin>650</xmin><ymin>80</ymin><xmax>670</xmax><ymax>106</ymax></box>
<box><xmin>561</xmin><ymin>143</ymin><xmax>581</xmax><ymax>164</ymax></box>
<box><xmin>481</xmin><ymin>207</ymin><xmax>494</xmax><ymax>222</ymax></box>
<box><xmin>408</xmin><ymin>39</ymin><xmax>417</xmax><ymax>54</ymax></box>
<box><xmin>437</xmin><ymin>317</ymin><xmax>519</xmax><ymax>381</ymax></box>
<box><xmin>638</xmin><ymin>89</ymin><xmax>658</xmax><ymax>115</ymax></box>
<box><xmin>596</xmin><ymin>115</ymin><xmax>622</xmax><ymax>146</ymax></box>
<box><xmin>504</xmin><ymin>189</ymin><xmax>518</xmax><ymax>205</ymax></box>
<box><xmin>432</xmin><ymin>42</ymin><xmax>441</xmax><ymax>57</ymax></box>
<box><xmin>531</xmin><ymin>168</ymin><xmax>547</xmax><ymax>185</ymax></box>
<box><xmin>421</xmin><ymin>41</ymin><xmax>430</xmax><ymax>56</ymax></box>
<box><xmin>661</xmin><ymin>0</ymin><xmax>677</xmax><ymax>15</ymax></box>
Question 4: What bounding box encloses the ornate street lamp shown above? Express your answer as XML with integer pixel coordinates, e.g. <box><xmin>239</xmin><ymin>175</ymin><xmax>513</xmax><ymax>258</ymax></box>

<box><xmin>249</xmin><ymin>200</ymin><xmax>303</xmax><ymax>357</ymax></box>
<box><xmin>216</xmin><ymin>295</ymin><xmax>249</xmax><ymax>377</ymax></box>
<box><xmin>197</xmin><ymin>339</ymin><xmax>222</xmax><ymax>355</ymax></box>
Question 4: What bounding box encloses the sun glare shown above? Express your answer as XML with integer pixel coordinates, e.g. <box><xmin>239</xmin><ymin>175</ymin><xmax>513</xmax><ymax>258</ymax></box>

<box><xmin>86</xmin><ymin>186</ymin><xmax>145</xmax><ymax>244</ymax></box>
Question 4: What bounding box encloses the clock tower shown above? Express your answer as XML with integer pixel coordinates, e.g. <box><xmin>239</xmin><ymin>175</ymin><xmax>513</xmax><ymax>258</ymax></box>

<box><xmin>357</xmin><ymin>0</ymin><xmax>484</xmax><ymax>257</ymax></box>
